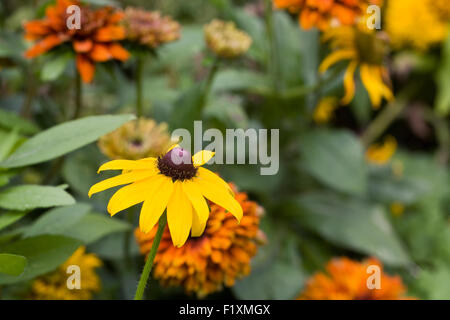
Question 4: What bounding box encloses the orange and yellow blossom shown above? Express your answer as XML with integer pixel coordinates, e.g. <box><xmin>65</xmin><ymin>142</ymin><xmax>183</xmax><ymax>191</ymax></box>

<box><xmin>273</xmin><ymin>0</ymin><xmax>381</xmax><ymax>31</ymax></box>
<box><xmin>135</xmin><ymin>183</ymin><xmax>265</xmax><ymax>297</ymax></box>
<box><xmin>300</xmin><ymin>257</ymin><xmax>414</xmax><ymax>300</ymax></box>
<box><xmin>24</xmin><ymin>0</ymin><xmax>129</xmax><ymax>82</ymax></box>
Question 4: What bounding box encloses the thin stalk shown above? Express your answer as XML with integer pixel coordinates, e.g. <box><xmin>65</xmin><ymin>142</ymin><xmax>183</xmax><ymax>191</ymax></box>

<box><xmin>136</xmin><ymin>56</ymin><xmax>144</xmax><ymax>118</ymax></box>
<box><xmin>361</xmin><ymin>100</ymin><xmax>407</xmax><ymax>147</ymax></box>
<box><xmin>73</xmin><ymin>70</ymin><xmax>83</xmax><ymax>119</ymax></box>
<box><xmin>264</xmin><ymin>0</ymin><xmax>279</xmax><ymax>93</ymax></box>
<box><xmin>134</xmin><ymin>214</ymin><xmax>167</xmax><ymax>300</ymax></box>
<box><xmin>199</xmin><ymin>57</ymin><xmax>220</xmax><ymax>111</ymax></box>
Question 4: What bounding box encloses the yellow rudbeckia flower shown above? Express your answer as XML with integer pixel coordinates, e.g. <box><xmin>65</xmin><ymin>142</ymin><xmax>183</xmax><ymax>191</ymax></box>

<box><xmin>89</xmin><ymin>146</ymin><xmax>243</xmax><ymax>247</ymax></box>
<box><xmin>319</xmin><ymin>26</ymin><xmax>393</xmax><ymax>109</ymax></box>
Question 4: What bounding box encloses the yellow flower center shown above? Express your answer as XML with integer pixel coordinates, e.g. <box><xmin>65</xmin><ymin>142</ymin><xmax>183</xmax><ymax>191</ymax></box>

<box><xmin>355</xmin><ymin>30</ymin><xmax>386</xmax><ymax>65</ymax></box>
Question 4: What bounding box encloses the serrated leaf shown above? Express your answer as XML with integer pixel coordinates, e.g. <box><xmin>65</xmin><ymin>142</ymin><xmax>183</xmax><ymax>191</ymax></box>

<box><xmin>0</xmin><ymin>185</ymin><xmax>75</xmax><ymax>211</ymax></box>
<box><xmin>0</xmin><ymin>114</ymin><xmax>135</xmax><ymax>168</ymax></box>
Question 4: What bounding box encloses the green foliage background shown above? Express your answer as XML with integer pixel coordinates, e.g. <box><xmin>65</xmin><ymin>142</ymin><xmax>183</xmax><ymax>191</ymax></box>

<box><xmin>0</xmin><ymin>0</ymin><xmax>449</xmax><ymax>300</ymax></box>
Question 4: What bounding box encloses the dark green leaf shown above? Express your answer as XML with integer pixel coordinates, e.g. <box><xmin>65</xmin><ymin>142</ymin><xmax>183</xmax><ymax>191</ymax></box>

<box><xmin>0</xmin><ymin>254</ymin><xmax>27</xmax><ymax>276</ymax></box>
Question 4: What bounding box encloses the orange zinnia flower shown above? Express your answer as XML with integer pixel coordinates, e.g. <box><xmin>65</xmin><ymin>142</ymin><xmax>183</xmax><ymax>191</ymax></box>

<box><xmin>24</xmin><ymin>0</ymin><xmax>129</xmax><ymax>82</ymax></box>
<box><xmin>135</xmin><ymin>183</ymin><xmax>266</xmax><ymax>297</ymax></box>
<box><xmin>300</xmin><ymin>257</ymin><xmax>414</xmax><ymax>300</ymax></box>
<box><xmin>273</xmin><ymin>0</ymin><xmax>380</xmax><ymax>30</ymax></box>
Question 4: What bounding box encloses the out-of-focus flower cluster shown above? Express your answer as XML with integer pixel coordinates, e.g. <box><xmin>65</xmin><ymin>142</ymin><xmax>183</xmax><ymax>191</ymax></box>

<box><xmin>204</xmin><ymin>19</ymin><xmax>252</xmax><ymax>59</ymax></box>
<box><xmin>98</xmin><ymin>117</ymin><xmax>176</xmax><ymax>160</ymax></box>
<box><xmin>24</xmin><ymin>0</ymin><xmax>129</xmax><ymax>82</ymax></box>
<box><xmin>122</xmin><ymin>7</ymin><xmax>180</xmax><ymax>49</ymax></box>
<box><xmin>30</xmin><ymin>247</ymin><xmax>102</xmax><ymax>300</ymax></box>
<box><xmin>299</xmin><ymin>257</ymin><xmax>414</xmax><ymax>300</ymax></box>
<box><xmin>274</xmin><ymin>0</ymin><xmax>381</xmax><ymax>30</ymax></box>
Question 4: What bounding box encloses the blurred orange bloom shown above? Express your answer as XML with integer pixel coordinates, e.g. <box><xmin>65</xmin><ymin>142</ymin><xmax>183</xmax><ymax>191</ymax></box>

<box><xmin>273</xmin><ymin>0</ymin><xmax>381</xmax><ymax>30</ymax></box>
<box><xmin>24</xmin><ymin>0</ymin><xmax>129</xmax><ymax>82</ymax></box>
<box><xmin>300</xmin><ymin>257</ymin><xmax>414</xmax><ymax>300</ymax></box>
<box><xmin>135</xmin><ymin>183</ymin><xmax>266</xmax><ymax>297</ymax></box>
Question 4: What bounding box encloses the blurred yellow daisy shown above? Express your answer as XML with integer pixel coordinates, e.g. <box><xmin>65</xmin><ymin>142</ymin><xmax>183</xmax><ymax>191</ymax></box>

<box><xmin>89</xmin><ymin>146</ymin><xmax>243</xmax><ymax>247</ymax></box>
<box><xmin>365</xmin><ymin>135</ymin><xmax>397</xmax><ymax>165</ymax></box>
<box><xmin>319</xmin><ymin>26</ymin><xmax>393</xmax><ymax>109</ymax></box>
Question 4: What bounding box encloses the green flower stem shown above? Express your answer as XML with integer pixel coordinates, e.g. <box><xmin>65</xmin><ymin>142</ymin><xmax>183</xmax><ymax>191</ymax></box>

<box><xmin>200</xmin><ymin>56</ymin><xmax>220</xmax><ymax>111</ymax></box>
<box><xmin>361</xmin><ymin>99</ymin><xmax>407</xmax><ymax>147</ymax></box>
<box><xmin>136</xmin><ymin>55</ymin><xmax>144</xmax><ymax>118</ymax></box>
<box><xmin>265</xmin><ymin>0</ymin><xmax>279</xmax><ymax>93</ymax></box>
<box><xmin>73</xmin><ymin>70</ymin><xmax>83</xmax><ymax>119</ymax></box>
<box><xmin>134</xmin><ymin>213</ymin><xmax>167</xmax><ymax>300</ymax></box>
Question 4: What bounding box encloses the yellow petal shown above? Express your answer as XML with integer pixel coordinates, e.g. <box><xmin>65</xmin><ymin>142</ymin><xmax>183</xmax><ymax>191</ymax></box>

<box><xmin>97</xmin><ymin>159</ymin><xmax>156</xmax><ymax>173</ymax></box>
<box><xmin>341</xmin><ymin>60</ymin><xmax>358</xmax><ymax>105</ymax></box>
<box><xmin>192</xmin><ymin>150</ymin><xmax>215</xmax><ymax>167</ymax></box>
<box><xmin>194</xmin><ymin>175</ymin><xmax>243</xmax><ymax>222</ymax></box>
<box><xmin>167</xmin><ymin>181</ymin><xmax>193</xmax><ymax>247</ymax></box>
<box><xmin>319</xmin><ymin>49</ymin><xmax>356</xmax><ymax>74</ymax></box>
<box><xmin>167</xmin><ymin>144</ymin><xmax>179</xmax><ymax>152</ymax></box>
<box><xmin>360</xmin><ymin>64</ymin><xmax>382</xmax><ymax>108</ymax></box>
<box><xmin>198</xmin><ymin>167</ymin><xmax>233</xmax><ymax>195</ymax></box>
<box><xmin>182</xmin><ymin>180</ymin><xmax>210</xmax><ymax>224</ymax></box>
<box><xmin>191</xmin><ymin>210</ymin><xmax>206</xmax><ymax>237</ymax></box>
<box><xmin>88</xmin><ymin>170</ymin><xmax>157</xmax><ymax>197</ymax></box>
<box><xmin>139</xmin><ymin>176</ymin><xmax>174</xmax><ymax>233</ymax></box>
<box><xmin>107</xmin><ymin>175</ymin><xmax>160</xmax><ymax>216</ymax></box>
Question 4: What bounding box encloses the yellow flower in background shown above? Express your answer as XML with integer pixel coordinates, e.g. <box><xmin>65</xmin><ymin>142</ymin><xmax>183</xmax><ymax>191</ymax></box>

<box><xmin>390</xmin><ymin>202</ymin><xmax>405</xmax><ymax>217</ymax></box>
<box><xmin>313</xmin><ymin>97</ymin><xmax>339</xmax><ymax>124</ymax></box>
<box><xmin>204</xmin><ymin>19</ymin><xmax>252</xmax><ymax>59</ymax></box>
<box><xmin>365</xmin><ymin>135</ymin><xmax>397</xmax><ymax>165</ymax></box>
<box><xmin>89</xmin><ymin>146</ymin><xmax>243</xmax><ymax>248</ymax></box>
<box><xmin>30</xmin><ymin>247</ymin><xmax>101</xmax><ymax>300</ymax></box>
<box><xmin>386</xmin><ymin>0</ymin><xmax>449</xmax><ymax>51</ymax></box>
<box><xmin>299</xmin><ymin>257</ymin><xmax>414</xmax><ymax>300</ymax></box>
<box><xmin>319</xmin><ymin>25</ymin><xmax>393</xmax><ymax>109</ymax></box>
<box><xmin>98</xmin><ymin>118</ymin><xmax>177</xmax><ymax>160</ymax></box>
<box><xmin>135</xmin><ymin>183</ymin><xmax>266</xmax><ymax>297</ymax></box>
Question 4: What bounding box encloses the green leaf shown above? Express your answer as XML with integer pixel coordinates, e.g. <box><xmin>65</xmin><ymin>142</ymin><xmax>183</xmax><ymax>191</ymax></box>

<box><xmin>170</xmin><ymin>84</ymin><xmax>204</xmax><ymax>133</ymax></box>
<box><xmin>0</xmin><ymin>254</ymin><xmax>27</xmax><ymax>276</ymax></box>
<box><xmin>0</xmin><ymin>235</ymin><xmax>82</xmax><ymax>284</ymax></box>
<box><xmin>233</xmin><ymin>226</ymin><xmax>305</xmax><ymax>299</ymax></box>
<box><xmin>0</xmin><ymin>211</ymin><xmax>27</xmax><ymax>231</ymax></box>
<box><xmin>54</xmin><ymin>213</ymin><xmax>130</xmax><ymax>244</ymax></box>
<box><xmin>0</xmin><ymin>114</ymin><xmax>135</xmax><ymax>168</ymax></box>
<box><xmin>23</xmin><ymin>203</ymin><xmax>90</xmax><ymax>238</ymax></box>
<box><xmin>300</xmin><ymin>129</ymin><xmax>367</xmax><ymax>195</ymax></box>
<box><xmin>0</xmin><ymin>185</ymin><xmax>75</xmax><ymax>211</ymax></box>
<box><xmin>0</xmin><ymin>109</ymin><xmax>39</xmax><ymax>135</ymax></box>
<box><xmin>212</xmin><ymin>70</ymin><xmax>270</xmax><ymax>93</ymax></box>
<box><xmin>413</xmin><ymin>265</ymin><xmax>450</xmax><ymax>299</ymax></box>
<box><xmin>40</xmin><ymin>53</ymin><xmax>71</xmax><ymax>81</ymax></box>
<box><xmin>0</xmin><ymin>129</ymin><xmax>20</xmax><ymax>161</ymax></box>
<box><xmin>293</xmin><ymin>192</ymin><xmax>410</xmax><ymax>266</ymax></box>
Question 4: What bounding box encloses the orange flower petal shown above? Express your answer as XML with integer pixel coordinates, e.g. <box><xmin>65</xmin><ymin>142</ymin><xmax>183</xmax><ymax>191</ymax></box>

<box><xmin>73</xmin><ymin>39</ymin><xmax>93</xmax><ymax>53</ymax></box>
<box><xmin>108</xmin><ymin>43</ymin><xmax>130</xmax><ymax>61</ymax></box>
<box><xmin>89</xmin><ymin>44</ymin><xmax>112</xmax><ymax>62</ymax></box>
<box><xmin>24</xmin><ymin>34</ymin><xmax>66</xmax><ymax>58</ymax></box>
<box><xmin>76</xmin><ymin>54</ymin><xmax>95</xmax><ymax>83</ymax></box>
<box><xmin>94</xmin><ymin>25</ymin><xmax>126</xmax><ymax>42</ymax></box>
